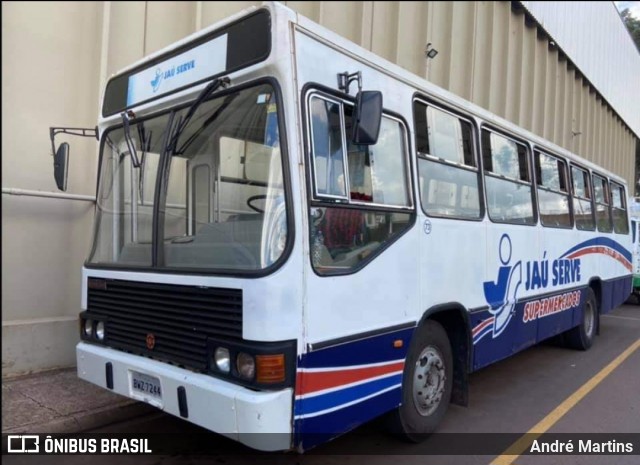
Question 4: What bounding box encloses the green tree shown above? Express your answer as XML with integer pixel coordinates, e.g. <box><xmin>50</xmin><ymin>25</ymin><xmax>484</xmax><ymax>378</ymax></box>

<box><xmin>621</xmin><ymin>8</ymin><xmax>640</xmax><ymax>51</ymax></box>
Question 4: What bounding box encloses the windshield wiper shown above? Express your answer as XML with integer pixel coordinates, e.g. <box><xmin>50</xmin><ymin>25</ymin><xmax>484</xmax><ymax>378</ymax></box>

<box><xmin>136</xmin><ymin>123</ymin><xmax>151</xmax><ymax>200</ymax></box>
<box><xmin>167</xmin><ymin>76</ymin><xmax>230</xmax><ymax>155</ymax></box>
<box><xmin>174</xmin><ymin>93</ymin><xmax>238</xmax><ymax>155</ymax></box>
<box><xmin>120</xmin><ymin>110</ymin><xmax>141</xmax><ymax>168</ymax></box>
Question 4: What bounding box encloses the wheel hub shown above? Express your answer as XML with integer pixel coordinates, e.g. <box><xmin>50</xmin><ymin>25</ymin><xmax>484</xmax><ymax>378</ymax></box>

<box><xmin>412</xmin><ymin>346</ymin><xmax>446</xmax><ymax>416</ymax></box>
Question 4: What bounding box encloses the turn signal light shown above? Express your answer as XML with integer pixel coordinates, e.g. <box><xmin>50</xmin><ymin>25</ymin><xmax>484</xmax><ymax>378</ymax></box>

<box><xmin>256</xmin><ymin>354</ymin><xmax>285</xmax><ymax>384</ymax></box>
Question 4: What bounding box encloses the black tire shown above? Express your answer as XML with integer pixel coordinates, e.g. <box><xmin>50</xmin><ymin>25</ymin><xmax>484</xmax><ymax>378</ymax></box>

<box><xmin>388</xmin><ymin>320</ymin><xmax>453</xmax><ymax>442</ymax></box>
<box><xmin>565</xmin><ymin>288</ymin><xmax>597</xmax><ymax>350</ymax></box>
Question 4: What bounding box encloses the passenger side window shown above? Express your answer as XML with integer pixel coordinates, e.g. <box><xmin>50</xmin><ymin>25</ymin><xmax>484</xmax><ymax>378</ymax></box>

<box><xmin>414</xmin><ymin>101</ymin><xmax>481</xmax><ymax>219</ymax></box>
<box><xmin>309</xmin><ymin>96</ymin><xmax>347</xmax><ymax>199</ymax></box>
<box><xmin>593</xmin><ymin>174</ymin><xmax>613</xmax><ymax>233</ymax></box>
<box><xmin>611</xmin><ymin>182</ymin><xmax>629</xmax><ymax>234</ymax></box>
<box><xmin>307</xmin><ymin>92</ymin><xmax>413</xmax><ymax>275</ymax></box>
<box><xmin>571</xmin><ymin>166</ymin><xmax>595</xmax><ymax>231</ymax></box>
<box><xmin>345</xmin><ymin>113</ymin><xmax>410</xmax><ymax>207</ymax></box>
<box><xmin>482</xmin><ymin>130</ymin><xmax>535</xmax><ymax>224</ymax></box>
<box><xmin>535</xmin><ymin>151</ymin><xmax>572</xmax><ymax>228</ymax></box>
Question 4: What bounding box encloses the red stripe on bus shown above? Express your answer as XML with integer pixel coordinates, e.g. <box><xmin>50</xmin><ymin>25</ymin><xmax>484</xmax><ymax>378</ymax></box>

<box><xmin>296</xmin><ymin>361</ymin><xmax>405</xmax><ymax>395</ymax></box>
<box><xmin>472</xmin><ymin>317</ymin><xmax>494</xmax><ymax>336</ymax></box>
<box><xmin>566</xmin><ymin>247</ymin><xmax>632</xmax><ymax>271</ymax></box>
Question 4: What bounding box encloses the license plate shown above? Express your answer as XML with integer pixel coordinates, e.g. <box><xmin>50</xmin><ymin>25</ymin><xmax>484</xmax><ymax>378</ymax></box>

<box><xmin>130</xmin><ymin>371</ymin><xmax>162</xmax><ymax>400</ymax></box>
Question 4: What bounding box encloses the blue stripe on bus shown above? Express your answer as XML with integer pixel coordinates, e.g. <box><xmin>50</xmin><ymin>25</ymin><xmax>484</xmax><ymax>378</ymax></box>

<box><xmin>294</xmin><ymin>373</ymin><xmax>402</xmax><ymax>417</ymax></box>
<box><xmin>294</xmin><ymin>387</ymin><xmax>402</xmax><ymax>449</ymax></box>
<box><xmin>472</xmin><ymin>324</ymin><xmax>494</xmax><ymax>344</ymax></box>
<box><xmin>300</xmin><ymin>327</ymin><xmax>414</xmax><ymax>369</ymax></box>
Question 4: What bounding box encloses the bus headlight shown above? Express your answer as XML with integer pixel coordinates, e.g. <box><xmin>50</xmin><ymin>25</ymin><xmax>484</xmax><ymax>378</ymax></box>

<box><xmin>84</xmin><ymin>319</ymin><xmax>93</xmax><ymax>338</ymax></box>
<box><xmin>214</xmin><ymin>347</ymin><xmax>230</xmax><ymax>373</ymax></box>
<box><xmin>95</xmin><ymin>321</ymin><xmax>105</xmax><ymax>341</ymax></box>
<box><xmin>236</xmin><ymin>352</ymin><xmax>255</xmax><ymax>380</ymax></box>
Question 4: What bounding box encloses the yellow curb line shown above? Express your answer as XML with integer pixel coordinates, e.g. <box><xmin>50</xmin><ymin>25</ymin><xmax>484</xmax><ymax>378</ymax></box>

<box><xmin>490</xmin><ymin>338</ymin><xmax>640</xmax><ymax>465</ymax></box>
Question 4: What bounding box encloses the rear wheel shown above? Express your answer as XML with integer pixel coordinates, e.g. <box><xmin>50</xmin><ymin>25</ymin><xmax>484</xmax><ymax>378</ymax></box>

<box><xmin>565</xmin><ymin>288</ymin><xmax>597</xmax><ymax>350</ymax></box>
<box><xmin>389</xmin><ymin>320</ymin><xmax>453</xmax><ymax>442</ymax></box>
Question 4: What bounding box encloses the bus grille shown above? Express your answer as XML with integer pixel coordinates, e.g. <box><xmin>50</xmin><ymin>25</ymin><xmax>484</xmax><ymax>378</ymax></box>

<box><xmin>86</xmin><ymin>279</ymin><xmax>242</xmax><ymax>372</ymax></box>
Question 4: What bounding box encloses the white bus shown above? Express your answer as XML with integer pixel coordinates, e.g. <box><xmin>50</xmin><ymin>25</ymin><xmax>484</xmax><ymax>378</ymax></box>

<box><xmin>50</xmin><ymin>2</ymin><xmax>633</xmax><ymax>452</ymax></box>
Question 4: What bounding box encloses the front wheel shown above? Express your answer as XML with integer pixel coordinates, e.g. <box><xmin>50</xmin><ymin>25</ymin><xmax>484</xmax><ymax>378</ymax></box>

<box><xmin>389</xmin><ymin>320</ymin><xmax>453</xmax><ymax>442</ymax></box>
<box><xmin>565</xmin><ymin>288</ymin><xmax>597</xmax><ymax>350</ymax></box>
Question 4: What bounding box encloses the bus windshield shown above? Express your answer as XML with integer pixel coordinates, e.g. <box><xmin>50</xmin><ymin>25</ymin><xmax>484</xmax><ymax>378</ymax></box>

<box><xmin>89</xmin><ymin>83</ymin><xmax>288</xmax><ymax>271</ymax></box>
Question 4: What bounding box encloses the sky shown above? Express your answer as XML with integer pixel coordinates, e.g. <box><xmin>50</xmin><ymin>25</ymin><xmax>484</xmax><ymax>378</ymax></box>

<box><xmin>615</xmin><ymin>1</ymin><xmax>640</xmax><ymax>19</ymax></box>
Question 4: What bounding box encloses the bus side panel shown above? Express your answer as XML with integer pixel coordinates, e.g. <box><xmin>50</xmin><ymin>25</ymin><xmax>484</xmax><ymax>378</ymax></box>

<box><xmin>535</xmin><ymin>287</ymin><xmax>587</xmax><ymax>341</ymax></box>
<box><xmin>471</xmin><ymin>308</ymin><xmax>516</xmax><ymax>370</ymax></box>
<box><xmin>580</xmin><ymin>234</ymin><xmax>633</xmax><ymax>313</ymax></box>
<box><xmin>293</xmin><ymin>327</ymin><xmax>413</xmax><ymax>450</ymax></box>
<box><xmin>471</xmin><ymin>287</ymin><xmax>586</xmax><ymax>371</ymax></box>
<box><xmin>601</xmin><ymin>275</ymin><xmax>633</xmax><ymax>313</ymax></box>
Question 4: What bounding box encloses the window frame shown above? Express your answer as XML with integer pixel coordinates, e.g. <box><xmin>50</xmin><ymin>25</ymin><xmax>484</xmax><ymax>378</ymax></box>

<box><xmin>592</xmin><ymin>172</ymin><xmax>614</xmax><ymax>233</ymax></box>
<box><xmin>569</xmin><ymin>163</ymin><xmax>596</xmax><ymax>232</ymax></box>
<box><xmin>534</xmin><ymin>149</ymin><xmax>573</xmax><ymax>229</ymax></box>
<box><xmin>481</xmin><ymin>125</ymin><xmax>537</xmax><ymax>226</ymax></box>
<box><xmin>302</xmin><ymin>84</ymin><xmax>417</xmax><ymax>277</ymax></box>
<box><xmin>305</xmin><ymin>89</ymin><xmax>415</xmax><ymax>212</ymax></box>
<box><xmin>610</xmin><ymin>180</ymin><xmax>629</xmax><ymax>235</ymax></box>
<box><xmin>412</xmin><ymin>97</ymin><xmax>485</xmax><ymax>222</ymax></box>
<box><xmin>307</xmin><ymin>93</ymin><xmax>350</xmax><ymax>201</ymax></box>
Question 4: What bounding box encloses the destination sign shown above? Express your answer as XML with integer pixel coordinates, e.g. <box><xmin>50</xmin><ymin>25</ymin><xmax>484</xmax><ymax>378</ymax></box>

<box><xmin>102</xmin><ymin>9</ymin><xmax>271</xmax><ymax>117</ymax></box>
<box><xmin>126</xmin><ymin>34</ymin><xmax>228</xmax><ymax>108</ymax></box>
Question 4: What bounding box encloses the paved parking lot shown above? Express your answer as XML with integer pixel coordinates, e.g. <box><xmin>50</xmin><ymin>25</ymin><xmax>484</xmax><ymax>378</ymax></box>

<box><xmin>5</xmin><ymin>303</ymin><xmax>639</xmax><ymax>465</ymax></box>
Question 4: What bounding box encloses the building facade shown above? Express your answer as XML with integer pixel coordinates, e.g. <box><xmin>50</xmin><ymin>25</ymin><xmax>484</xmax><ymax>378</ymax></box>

<box><xmin>2</xmin><ymin>1</ymin><xmax>639</xmax><ymax>375</ymax></box>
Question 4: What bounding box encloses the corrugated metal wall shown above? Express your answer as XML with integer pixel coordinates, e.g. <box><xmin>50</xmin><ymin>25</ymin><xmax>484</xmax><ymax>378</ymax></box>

<box><xmin>98</xmin><ymin>1</ymin><xmax>637</xmax><ymax>187</ymax></box>
<box><xmin>522</xmin><ymin>1</ymin><xmax>640</xmax><ymax>142</ymax></box>
<box><xmin>2</xmin><ymin>1</ymin><xmax>638</xmax><ymax>375</ymax></box>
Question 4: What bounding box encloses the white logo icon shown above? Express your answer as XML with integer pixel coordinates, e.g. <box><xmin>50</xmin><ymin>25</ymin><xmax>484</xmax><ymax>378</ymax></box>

<box><xmin>8</xmin><ymin>435</ymin><xmax>40</xmax><ymax>453</ymax></box>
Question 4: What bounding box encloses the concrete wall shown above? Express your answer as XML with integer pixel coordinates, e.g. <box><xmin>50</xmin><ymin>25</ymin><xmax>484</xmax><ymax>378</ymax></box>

<box><xmin>2</xmin><ymin>1</ymin><xmax>638</xmax><ymax>376</ymax></box>
<box><xmin>2</xmin><ymin>2</ymin><xmax>103</xmax><ymax>375</ymax></box>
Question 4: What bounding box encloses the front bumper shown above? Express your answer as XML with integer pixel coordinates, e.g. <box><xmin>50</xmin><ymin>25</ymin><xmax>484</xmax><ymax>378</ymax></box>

<box><xmin>76</xmin><ymin>342</ymin><xmax>293</xmax><ymax>451</ymax></box>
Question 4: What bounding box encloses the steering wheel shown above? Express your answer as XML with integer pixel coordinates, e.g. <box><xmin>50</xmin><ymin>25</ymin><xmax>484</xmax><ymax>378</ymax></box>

<box><xmin>247</xmin><ymin>195</ymin><xmax>269</xmax><ymax>213</ymax></box>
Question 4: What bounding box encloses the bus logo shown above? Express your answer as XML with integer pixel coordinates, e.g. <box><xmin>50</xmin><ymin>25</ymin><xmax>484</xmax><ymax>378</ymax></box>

<box><xmin>150</xmin><ymin>68</ymin><xmax>163</xmax><ymax>93</ymax></box>
<box><xmin>146</xmin><ymin>333</ymin><xmax>156</xmax><ymax>350</ymax></box>
<box><xmin>480</xmin><ymin>234</ymin><xmax>523</xmax><ymax>339</ymax></box>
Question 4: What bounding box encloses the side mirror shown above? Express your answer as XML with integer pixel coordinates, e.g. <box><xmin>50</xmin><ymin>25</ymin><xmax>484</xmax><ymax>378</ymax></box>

<box><xmin>352</xmin><ymin>91</ymin><xmax>383</xmax><ymax>145</ymax></box>
<box><xmin>53</xmin><ymin>142</ymin><xmax>69</xmax><ymax>191</ymax></box>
